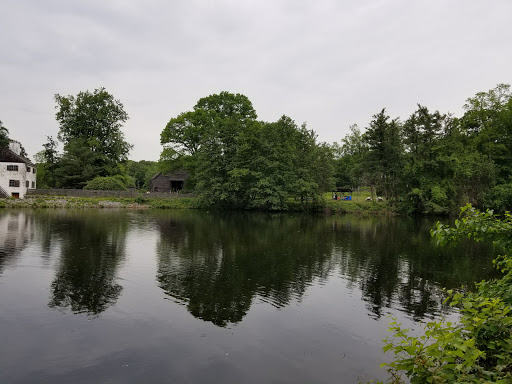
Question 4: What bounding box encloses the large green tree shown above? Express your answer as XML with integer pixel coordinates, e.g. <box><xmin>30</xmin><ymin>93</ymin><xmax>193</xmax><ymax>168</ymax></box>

<box><xmin>362</xmin><ymin>109</ymin><xmax>403</xmax><ymax>203</ymax></box>
<box><xmin>401</xmin><ymin>105</ymin><xmax>455</xmax><ymax>214</ymax></box>
<box><xmin>54</xmin><ymin>138</ymin><xmax>106</xmax><ymax>189</ymax></box>
<box><xmin>332</xmin><ymin>124</ymin><xmax>367</xmax><ymax>188</ymax></box>
<box><xmin>53</xmin><ymin>87</ymin><xmax>133</xmax><ymax>187</ymax></box>
<box><xmin>160</xmin><ymin>92</ymin><xmax>258</xmax><ymax>191</ymax></box>
<box><xmin>161</xmin><ymin>92</ymin><xmax>333</xmax><ymax>209</ymax></box>
<box><xmin>460</xmin><ymin>84</ymin><xmax>512</xmax><ymax>184</ymax></box>
<box><xmin>35</xmin><ymin>136</ymin><xmax>60</xmax><ymax>188</ymax></box>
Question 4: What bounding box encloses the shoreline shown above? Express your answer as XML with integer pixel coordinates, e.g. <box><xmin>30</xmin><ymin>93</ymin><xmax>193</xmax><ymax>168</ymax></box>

<box><xmin>0</xmin><ymin>195</ymin><xmax>395</xmax><ymax>215</ymax></box>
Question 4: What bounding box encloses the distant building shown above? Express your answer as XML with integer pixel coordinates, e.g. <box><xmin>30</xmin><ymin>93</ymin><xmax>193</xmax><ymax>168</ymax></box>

<box><xmin>149</xmin><ymin>170</ymin><xmax>188</xmax><ymax>193</ymax></box>
<box><xmin>0</xmin><ymin>142</ymin><xmax>37</xmax><ymax>199</ymax></box>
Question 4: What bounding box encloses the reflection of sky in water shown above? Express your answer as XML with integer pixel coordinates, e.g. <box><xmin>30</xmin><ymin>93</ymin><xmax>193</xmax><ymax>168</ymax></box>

<box><xmin>0</xmin><ymin>209</ymin><xmax>496</xmax><ymax>383</ymax></box>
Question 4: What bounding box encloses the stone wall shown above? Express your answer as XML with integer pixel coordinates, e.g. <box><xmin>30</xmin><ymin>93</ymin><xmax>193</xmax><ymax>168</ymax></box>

<box><xmin>26</xmin><ymin>189</ymin><xmax>195</xmax><ymax>199</ymax></box>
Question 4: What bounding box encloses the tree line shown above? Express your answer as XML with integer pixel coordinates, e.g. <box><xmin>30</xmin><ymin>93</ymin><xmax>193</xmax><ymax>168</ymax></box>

<box><xmin>333</xmin><ymin>84</ymin><xmax>512</xmax><ymax>214</ymax></box>
<box><xmin>13</xmin><ymin>83</ymin><xmax>512</xmax><ymax>213</ymax></box>
<box><xmin>160</xmin><ymin>91</ymin><xmax>333</xmax><ymax>209</ymax></box>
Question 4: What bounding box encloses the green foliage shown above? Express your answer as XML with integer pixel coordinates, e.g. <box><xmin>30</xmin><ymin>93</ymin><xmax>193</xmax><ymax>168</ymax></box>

<box><xmin>55</xmin><ymin>87</ymin><xmax>132</xmax><ymax>163</ymax></box>
<box><xmin>161</xmin><ymin>93</ymin><xmax>333</xmax><ymax>210</ymax></box>
<box><xmin>148</xmin><ymin>197</ymin><xmax>201</xmax><ymax>209</ymax></box>
<box><xmin>335</xmin><ymin>84</ymin><xmax>512</xmax><ymax>215</ymax></box>
<box><xmin>134</xmin><ymin>196</ymin><xmax>149</xmax><ymax>204</ymax></box>
<box><xmin>484</xmin><ymin>183</ymin><xmax>512</xmax><ymax>213</ymax></box>
<box><xmin>34</xmin><ymin>162</ymin><xmax>49</xmax><ymax>189</ymax></box>
<box><xmin>0</xmin><ymin>120</ymin><xmax>9</xmax><ymax>149</ymax></box>
<box><xmin>332</xmin><ymin>124</ymin><xmax>366</xmax><ymax>188</ymax></box>
<box><xmin>84</xmin><ymin>176</ymin><xmax>127</xmax><ymax>191</ymax></box>
<box><xmin>362</xmin><ymin>109</ymin><xmax>403</xmax><ymax>204</ymax></box>
<box><xmin>53</xmin><ymin>87</ymin><xmax>132</xmax><ymax>188</ymax></box>
<box><xmin>460</xmin><ymin>84</ymin><xmax>512</xmax><ymax>184</ymax></box>
<box><xmin>379</xmin><ymin>205</ymin><xmax>512</xmax><ymax>383</ymax></box>
<box><xmin>54</xmin><ymin>138</ymin><xmax>106</xmax><ymax>189</ymax></box>
<box><xmin>126</xmin><ymin>160</ymin><xmax>159</xmax><ymax>190</ymax></box>
<box><xmin>35</xmin><ymin>136</ymin><xmax>59</xmax><ymax>188</ymax></box>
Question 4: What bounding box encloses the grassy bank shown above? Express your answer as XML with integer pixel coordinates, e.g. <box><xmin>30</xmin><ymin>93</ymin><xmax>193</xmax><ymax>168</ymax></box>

<box><xmin>0</xmin><ymin>196</ymin><xmax>202</xmax><ymax>209</ymax></box>
<box><xmin>321</xmin><ymin>191</ymin><xmax>394</xmax><ymax>215</ymax></box>
<box><xmin>0</xmin><ymin>192</ymin><xmax>393</xmax><ymax>215</ymax></box>
<box><xmin>323</xmin><ymin>199</ymin><xmax>393</xmax><ymax>215</ymax></box>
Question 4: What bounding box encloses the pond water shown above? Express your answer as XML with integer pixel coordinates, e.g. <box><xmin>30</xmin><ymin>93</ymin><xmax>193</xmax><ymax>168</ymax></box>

<box><xmin>0</xmin><ymin>209</ymin><xmax>496</xmax><ymax>383</ymax></box>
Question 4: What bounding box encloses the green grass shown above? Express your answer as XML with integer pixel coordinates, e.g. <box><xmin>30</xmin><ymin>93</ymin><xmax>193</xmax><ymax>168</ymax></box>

<box><xmin>0</xmin><ymin>196</ymin><xmax>203</xmax><ymax>209</ymax></box>
<box><xmin>322</xmin><ymin>190</ymin><xmax>392</xmax><ymax>215</ymax></box>
<box><xmin>148</xmin><ymin>198</ymin><xmax>201</xmax><ymax>209</ymax></box>
<box><xmin>1</xmin><ymin>189</ymin><xmax>394</xmax><ymax>215</ymax></box>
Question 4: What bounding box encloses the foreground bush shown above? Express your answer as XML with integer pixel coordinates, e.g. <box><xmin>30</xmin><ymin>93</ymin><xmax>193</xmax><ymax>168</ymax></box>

<box><xmin>377</xmin><ymin>205</ymin><xmax>512</xmax><ymax>383</ymax></box>
<box><xmin>84</xmin><ymin>176</ymin><xmax>127</xmax><ymax>191</ymax></box>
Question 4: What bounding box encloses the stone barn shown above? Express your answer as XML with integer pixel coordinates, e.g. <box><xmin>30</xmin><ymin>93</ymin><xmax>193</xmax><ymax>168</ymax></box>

<box><xmin>149</xmin><ymin>171</ymin><xmax>189</xmax><ymax>192</ymax></box>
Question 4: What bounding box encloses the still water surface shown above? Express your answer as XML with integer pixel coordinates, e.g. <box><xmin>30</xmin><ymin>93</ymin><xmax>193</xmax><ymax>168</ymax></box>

<box><xmin>0</xmin><ymin>209</ymin><xmax>495</xmax><ymax>383</ymax></box>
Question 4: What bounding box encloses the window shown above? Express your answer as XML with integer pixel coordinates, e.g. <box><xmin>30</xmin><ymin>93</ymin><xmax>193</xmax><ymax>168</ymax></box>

<box><xmin>9</xmin><ymin>180</ymin><xmax>20</xmax><ymax>187</ymax></box>
<box><xmin>26</xmin><ymin>181</ymin><xmax>29</xmax><ymax>188</ymax></box>
<box><xmin>7</xmin><ymin>165</ymin><xmax>18</xmax><ymax>171</ymax></box>
<box><xmin>32</xmin><ymin>182</ymin><xmax>35</xmax><ymax>188</ymax></box>
<box><xmin>27</xmin><ymin>166</ymin><xmax>31</xmax><ymax>172</ymax></box>
<box><xmin>33</xmin><ymin>168</ymin><xmax>36</xmax><ymax>174</ymax></box>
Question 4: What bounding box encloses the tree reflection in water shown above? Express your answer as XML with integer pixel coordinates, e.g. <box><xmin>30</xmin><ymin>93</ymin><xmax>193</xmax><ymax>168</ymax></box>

<box><xmin>155</xmin><ymin>212</ymin><xmax>335</xmax><ymax>327</ymax></box>
<box><xmin>0</xmin><ymin>210</ymin><xmax>495</xmax><ymax>323</ymax></box>
<box><xmin>332</xmin><ymin>216</ymin><xmax>496</xmax><ymax>320</ymax></box>
<box><xmin>155</xmin><ymin>212</ymin><xmax>496</xmax><ymax>326</ymax></box>
<box><xmin>47</xmin><ymin>210</ymin><xmax>128</xmax><ymax>315</ymax></box>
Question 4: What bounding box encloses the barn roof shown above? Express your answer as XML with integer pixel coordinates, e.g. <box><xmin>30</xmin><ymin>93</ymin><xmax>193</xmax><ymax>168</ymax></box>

<box><xmin>149</xmin><ymin>172</ymin><xmax>162</xmax><ymax>181</ymax></box>
<box><xmin>149</xmin><ymin>170</ymin><xmax>189</xmax><ymax>181</ymax></box>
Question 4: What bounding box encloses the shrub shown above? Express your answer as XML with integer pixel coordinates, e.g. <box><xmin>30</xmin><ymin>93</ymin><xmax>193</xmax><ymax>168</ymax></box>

<box><xmin>377</xmin><ymin>205</ymin><xmax>512</xmax><ymax>383</ymax></box>
<box><xmin>484</xmin><ymin>183</ymin><xmax>512</xmax><ymax>213</ymax></box>
<box><xmin>134</xmin><ymin>196</ymin><xmax>149</xmax><ymax>204</ymax></box>
<box><xmin>84</xmin><ymin>176</ymin><xmax>127</xmax><ymax>191</ymax></box>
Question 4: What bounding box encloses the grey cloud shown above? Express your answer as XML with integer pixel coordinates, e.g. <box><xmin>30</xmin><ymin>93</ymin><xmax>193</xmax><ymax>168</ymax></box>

<box><xmin>1</xmin><ymin>0</ymin><xmax>511</xmax><ymax>160</ymax></box>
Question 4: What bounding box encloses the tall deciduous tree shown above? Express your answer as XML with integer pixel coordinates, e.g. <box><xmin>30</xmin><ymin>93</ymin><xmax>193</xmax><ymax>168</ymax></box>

<box><xmin>461</xmin><ymin>84</ymin><xmax>512</xmax><ymax>184</ymax></box>
<box><xmin>333</xmin><ymin>124</ymin><xmax>367</xmax><ymax>188</ymax></box>
<box><xmin>192</xmin><ymin>93</ymin><xmax>259</xmax><ymax>208</ymax></box>
<box><xmin>54</xmin><ymin>88</ymin><xmax>132</xmax><ymax>187</ymax></box>
<box><xmin>35</xmin><ymin>136</ymin><xmax>60</xmax><ymax>188</ymax></box>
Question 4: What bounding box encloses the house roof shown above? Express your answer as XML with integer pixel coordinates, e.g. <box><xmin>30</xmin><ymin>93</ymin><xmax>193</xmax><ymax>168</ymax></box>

<box><xmin>0</xmin><ymin>148</ymin><xmax>35</xmax><ymax>167</ymax></box>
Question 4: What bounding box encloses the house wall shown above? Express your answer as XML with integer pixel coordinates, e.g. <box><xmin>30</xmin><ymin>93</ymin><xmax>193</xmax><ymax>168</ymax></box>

<box><xmin>0</xmin><ymin>162</ymin><xmax>36</xmax><ymax>198</ymax></box>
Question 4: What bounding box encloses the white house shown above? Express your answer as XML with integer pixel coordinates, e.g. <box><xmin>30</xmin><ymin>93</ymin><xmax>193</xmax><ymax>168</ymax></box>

<box><xmin>0</xmin><ymin>142</ymin><xmax>36</xmax><ymax>199</ymax></box>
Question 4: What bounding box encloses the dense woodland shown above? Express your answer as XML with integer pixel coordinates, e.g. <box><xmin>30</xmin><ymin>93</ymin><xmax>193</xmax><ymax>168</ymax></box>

<box><xmin>160</xmin><ymin>91</ymin><xmax>333</xmax><ymax>209</ymax></box>
<box><xmin>160</xmin><ymin>84</ymin><xmax>512</xmax><ymax>214</ymax></box>
<box><xmin>4</xmin><ymin>84</ymin><xmax>512</xmax><ymax>214</ymax></box>
<box><xmin>332</xmin><ymin>84</ymin><xmax>512</xmax><ymax>214</ymax></box>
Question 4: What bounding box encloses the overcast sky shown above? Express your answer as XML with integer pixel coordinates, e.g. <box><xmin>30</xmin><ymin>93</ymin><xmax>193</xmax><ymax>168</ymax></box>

<box><xmin>1</xmin><ymin>0</ymin><xmax>511</xmax><ymax>161</ymax></box>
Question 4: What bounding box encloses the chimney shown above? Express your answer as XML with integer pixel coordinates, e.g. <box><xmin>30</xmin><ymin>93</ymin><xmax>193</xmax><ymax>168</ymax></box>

<box><xmin>8</xmin><ymin>141</ymin><xmax>21</xmax><ymax>156</ymax></box>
